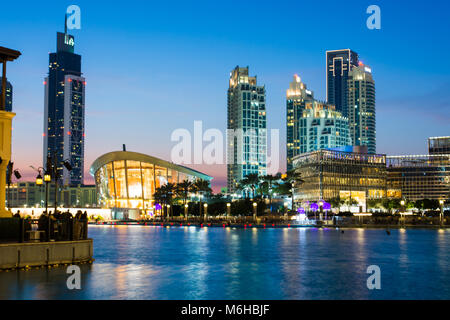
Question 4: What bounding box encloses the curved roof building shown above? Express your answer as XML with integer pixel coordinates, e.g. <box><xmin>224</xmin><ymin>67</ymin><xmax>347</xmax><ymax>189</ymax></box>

<box><xmin>90</xmin><ymin>151</ymin><xmax>212</xmax><ymax>210</ymax></box>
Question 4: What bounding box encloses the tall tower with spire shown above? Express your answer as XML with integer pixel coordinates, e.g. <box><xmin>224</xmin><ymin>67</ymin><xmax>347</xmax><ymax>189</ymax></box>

<box><xmin>43</xmin><ymin>17</ymin><xmax>85</xmax><ymax>186</ymax></box>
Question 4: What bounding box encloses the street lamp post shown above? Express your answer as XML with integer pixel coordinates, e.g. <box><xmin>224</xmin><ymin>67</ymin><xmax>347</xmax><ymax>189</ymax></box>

<box><xmin>319</xmin><ymin>200</ymin><xmax>324</xmax><ymax>221</ymax></box>
<box><xmin>253</xmin><ymin>202</ymin><xmax>257</xmax><ymax>222</ymax></box>
<box><xmin>184</xmin><ymin>204</ymin><xmax>188</xmax><ymax>221</ymax></box>
<box><xmin>198</xmin><ymin>193</ymin><xmax>203</xmax><ymax>218</ymax></box>
<box><xmin>439</xmin><ymin>200</ymin><xmax>445</xmax><ymax>227</ymax></box>
<box><xmin>226</xmin><ymin>203</ymin><xmax>231</xmax><ymax>219</ymax></box>
<box><xmin>203</xmin><ymin>203</ymin><xmax>208</xmax><ymax>222</ymax></box>
<box><xmin>46</xmin><ymin>154</ymin><xmax>72</xmax><ymax>215</ymax></box>
<box><xmin>35</xmin><ymin>169</ymin><xmax>50</xmax><ymax>241</ymax></box>
<box><xmin>400</xmin><ymin>200</ymin><xmax>406</xmax><ymax>226</ymax></box>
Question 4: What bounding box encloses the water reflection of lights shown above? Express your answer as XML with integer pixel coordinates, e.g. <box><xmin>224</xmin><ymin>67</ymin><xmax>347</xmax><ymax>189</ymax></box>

<box><xmin>293</xmin><ymin>213</ymin><xmax>311</xmax><ymax>225</ymax></box>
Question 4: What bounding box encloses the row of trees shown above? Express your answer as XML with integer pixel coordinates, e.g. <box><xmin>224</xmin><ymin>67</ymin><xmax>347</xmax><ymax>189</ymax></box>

<box><xmin>329</xmin><ymin>196</ymin><xmax>444</xmax><ymax>213</ymax></box>
<box><xmin>367</xmin><ymin>198</ymin><xmax>443</xmax><ymax>212</ymax></box>
<box><xmin>153</xmin><ymin>179</ymin><xmax>212</xmax><ymax>207</ymax></box>
<box><xmin>236</xmin><ymin>170</ymin><xmax>304</xmax><ymax>211</ymax></box>
<box><xmin>150</xmin><ymin>170</ymin><xmax>304</xmax><ymax>217</ymax></box>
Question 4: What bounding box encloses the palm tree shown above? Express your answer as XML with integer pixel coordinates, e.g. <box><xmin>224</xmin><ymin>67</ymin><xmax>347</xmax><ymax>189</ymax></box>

<box><xmin>278</xmin><ymin>170</ymin><xmax>304</xmax><ymax>212</ymax></box>
<box><xmin>236</xmin><ymin>180</ymin><xmax>250</xmax><ymax>199</ymax></box>
<box><xmin>176</xmin><ymin>180</ymin><xmax>193</xmax><ymax>205</ymax></box>
<box><xmin>261</xmin><ymin>173</ymin><xmax>282</xmax><ymax>212</ymax></box>
<box><xmin>192</xmin><ymin>179</ymin><xmax>212</xmax><ymax>219</ymax></box>
<box><xmin>153</xmin><ymin>183</ymin><xmax>176</xmax><ymax>220</ymax></box>
<box><xmin>244</xmin><ymin>173</ymin><xmax>260</xmax><ymax>199</ymax></box>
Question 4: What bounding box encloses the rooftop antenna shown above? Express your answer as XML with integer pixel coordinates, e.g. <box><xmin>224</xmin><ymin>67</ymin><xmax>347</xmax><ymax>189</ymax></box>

<box><xmin>64</xmin><ymin>13</ymin><xmax>67</xmax><ymax>34</ymax></box>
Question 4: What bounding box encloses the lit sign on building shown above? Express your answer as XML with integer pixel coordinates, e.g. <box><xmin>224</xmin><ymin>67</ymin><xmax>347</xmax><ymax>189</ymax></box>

<box><xmin>65</xmin><ymin>34</ymin><xmax>75</xmax><ymax>47</ymax></box>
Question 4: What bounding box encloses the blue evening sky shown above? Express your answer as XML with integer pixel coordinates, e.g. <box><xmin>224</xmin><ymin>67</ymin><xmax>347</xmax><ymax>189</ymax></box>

<box><xmin>1</xmin><ymin>0</ymin><xmax>449</xmax><ymax>191</ymax></box>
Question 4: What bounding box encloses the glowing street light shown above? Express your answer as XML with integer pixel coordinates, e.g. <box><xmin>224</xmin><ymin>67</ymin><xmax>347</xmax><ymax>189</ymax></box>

<box><xmin>36</xmin><ymin>173</ymin><xmax>43</xmax><ymax>186</ymax></box>
<box><xmin>44</xmin><ymin>172</ymin><xmax>51</xmax><ymax>182</ymax></box>
<box><xmin>203</xmin><ymin>203</ymin><xmax>208</xmax><ymax>222</ymax></box>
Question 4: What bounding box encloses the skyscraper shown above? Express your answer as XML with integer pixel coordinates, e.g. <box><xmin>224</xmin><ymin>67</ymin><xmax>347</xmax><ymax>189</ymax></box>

<box><xmin>286</xmin><ymin>75</ymin><xmax>314</xmax><ymax>171</ymax></box>
<box><xmin>347</xmin><ymin>63</ymin><xmax>376</xmax><ymax>154</ymax></box>
<box><xmin>297</xmin><ymin>102</ymin><xmax>350</xmax><ymax>155</ymax></box>
<box><xmin>326</xmin><ymin>49</ymin><xmax>359</xmax><ymax>117</ymax></box>
<box><xmin>0</xmin><ymin>77</ymin><xmax>12</xmax><ymax>112</ymax></box>
<box><xmin>43</xmin><ymin>22</ymin><xmax>85</xmax><ymax>186</ymax></box>
<box><xmin>227</xmin><ymin>66</ymin><xmax>267</xmax><ymax>194</ymax></box>
<box><xmin>286</xmin><ymin>75</ymin><xmax>350</xmax><ymax>170</ymax></box>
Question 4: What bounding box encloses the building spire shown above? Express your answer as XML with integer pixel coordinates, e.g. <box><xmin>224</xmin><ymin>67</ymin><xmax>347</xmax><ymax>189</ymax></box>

<box><xmin>64</xmin><ymin>13</ymin><xmax>67</xmax><ymax>34</ymax></box>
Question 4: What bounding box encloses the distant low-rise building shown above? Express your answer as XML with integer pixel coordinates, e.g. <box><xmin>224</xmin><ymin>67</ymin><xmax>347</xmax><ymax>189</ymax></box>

<box><xmin>387</xmin><ymin>154</ymin><xmax>450</xmax><ymax>201</ymax></box>
<box><xmin>6</xmin><ymin>182</ymin><xmax>98</xmax><ymax>209</ymax></box>
<box><xmin>429</xmin><ymin>136</ymin><xmax>450</xmax><ymax>155</ymax></box>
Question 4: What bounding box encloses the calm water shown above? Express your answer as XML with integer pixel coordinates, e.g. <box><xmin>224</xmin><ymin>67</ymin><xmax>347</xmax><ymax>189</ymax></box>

<box><xmin>1</xmin><ymin>225</ymin><xmax>449</xmax><ymax>300</ymax></box>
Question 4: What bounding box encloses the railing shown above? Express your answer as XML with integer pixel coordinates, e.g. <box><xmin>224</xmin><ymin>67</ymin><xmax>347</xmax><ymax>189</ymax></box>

<box><xmin>0</xmin><ymin>217</ymin><xmax>88</xmax><ymax>243</ymax></box>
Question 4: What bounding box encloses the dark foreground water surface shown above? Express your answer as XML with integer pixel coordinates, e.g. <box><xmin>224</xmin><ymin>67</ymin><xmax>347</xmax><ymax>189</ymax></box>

<box><xmin>1</xmin><ymin>226</ymin><xmax>449</xmax><ymax>300</ymax></box>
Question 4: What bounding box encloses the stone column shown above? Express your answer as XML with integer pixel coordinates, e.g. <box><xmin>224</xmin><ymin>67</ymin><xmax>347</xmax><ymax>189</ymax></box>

<box><xmin>0</xmin><ymin>111</ymin><xmax>15</xmax><ymax>217</ymax></box>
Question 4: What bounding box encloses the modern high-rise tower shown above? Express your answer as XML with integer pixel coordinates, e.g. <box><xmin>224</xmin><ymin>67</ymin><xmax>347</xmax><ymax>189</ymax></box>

<box><xmin>0</xmin><ymin>77</ymin><xmax>12</xmax><ymax>112</ymax></box>
<box><xmin>326</xmin><ymin>49</ymin><xmax>359</xmax><ymax>117</ymax></box>
<box><xmin>43</xmin><ymin>21</ymin><xmax>85</xmax><ymax>186</ymax></box>
<box><xmin>286</xmin><ymin>75</ymin><xmax>314</xmax><ymax>171</ymax></box>
<box><xmin>286</xmin><ymin>75</ymin><xmax>350</xmax><ymax>170</ymax></box>
<box><xmin>347</xmin><ymin>63</ymin><xmax>376</xmax><ymax>154</ymax></box>
<box><xmin>227</xmin><ymin>66</ymin><xmax>267</xmax><ymax>194</ymax></box>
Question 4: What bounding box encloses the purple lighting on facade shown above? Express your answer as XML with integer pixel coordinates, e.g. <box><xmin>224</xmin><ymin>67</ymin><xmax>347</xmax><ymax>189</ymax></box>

<box><xmin>310</xmin><ymin>203</ymin><xmax>319</xmax><ymax>212</ymax></box>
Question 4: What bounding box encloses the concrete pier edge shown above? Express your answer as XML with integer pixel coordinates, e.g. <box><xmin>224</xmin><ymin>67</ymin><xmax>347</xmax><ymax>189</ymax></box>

<box><xmin>0</xmin><ymin>239</ymin><xmax>94</xmax><ymax>271</ymax></box>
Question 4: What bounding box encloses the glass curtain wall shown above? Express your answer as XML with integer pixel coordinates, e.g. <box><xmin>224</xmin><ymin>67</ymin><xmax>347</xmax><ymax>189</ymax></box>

<box><xmin>96</xmin><ymin>161</ymin><xmax>193</xmax><ymax>209</ymax></box>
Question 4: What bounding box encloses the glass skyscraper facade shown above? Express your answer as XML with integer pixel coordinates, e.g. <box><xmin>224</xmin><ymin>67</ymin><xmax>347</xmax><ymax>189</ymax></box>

<box><xmin>0</xmin><ymin>77</ymin><xmax>12</xmax><ymax>112</ymax></box>
<box><xmin>298</xmin><ymin>102</ymin><xmax>351</xmax><ymax>155</ymax></box>
<box><xmin>286</xmin><ymin>75</ymin><xmax>314</xmax><ymax>171</ymax></box>
<box><xmin>43</xmin><ymin>30</ymin><xmax>85</xmax><ymax>186</ymax></box>
<box><xmin>347</xmin><ymin>63</ymin><xmax>376</xmax><ymax>154</ymax></box>
<box><xmin>326</xmin><ymin>49</ymin><xmax>359</xmax><ymax>117</ymax></box>
<box><xmin>327</xmin><ymin>49</ymin><xmax>376</xmax><ymax>153</ymax></box>
<box><xmin>227</xmin><ymin>66</ymin><xmax>267</xmax><ymax>194</ymax></box>
<box><xmin>286</xmin><ymin>75</ymin><xmax>350</xmax><ymax>171</ymax></box>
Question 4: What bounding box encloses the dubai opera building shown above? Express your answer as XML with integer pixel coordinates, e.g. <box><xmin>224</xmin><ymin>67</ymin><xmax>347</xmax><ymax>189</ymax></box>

<box><xmin>90</xmin><ymin>151</ymin><xmax>212</xmax><ymax>216</ymax></box>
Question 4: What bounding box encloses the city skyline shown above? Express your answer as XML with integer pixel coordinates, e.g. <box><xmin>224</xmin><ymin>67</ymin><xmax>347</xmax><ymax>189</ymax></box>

<box><xmin>1</xmin><ymin>0</ymin><xmax>449</xmax><ymax>192</ymax></box>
